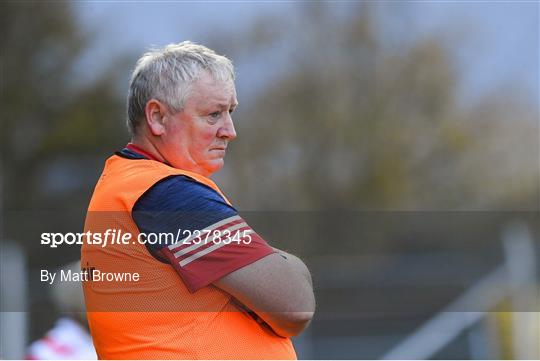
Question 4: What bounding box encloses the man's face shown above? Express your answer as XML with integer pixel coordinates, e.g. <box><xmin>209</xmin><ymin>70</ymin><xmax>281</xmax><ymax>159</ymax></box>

<box><xmin>159</xmin><ymin>71</ymin><xmax>238</xmax><ymax>176</ymax></box>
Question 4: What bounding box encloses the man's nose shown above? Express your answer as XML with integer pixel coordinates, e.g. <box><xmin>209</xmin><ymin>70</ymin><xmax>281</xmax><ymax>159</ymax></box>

<box><xmin>218</xmin><ymin>113</ymin><xmax>237</xmax><ymax>140</ymax></box>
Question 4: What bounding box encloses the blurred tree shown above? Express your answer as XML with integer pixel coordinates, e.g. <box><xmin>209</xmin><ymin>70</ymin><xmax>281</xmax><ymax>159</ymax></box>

<box><xmin>213</xmin><ymin>3</ymin><xmax>537</xmax><ymax>211</ymax></box>
<box><xmin>0</xmin><ymin>1</ymin><xmax>128</xmax><ymax>211</ymax></box>
<box><xmin>0</xmin><ymin>1</ymin><xmax>131</xmax><ymax>342</ymax></box>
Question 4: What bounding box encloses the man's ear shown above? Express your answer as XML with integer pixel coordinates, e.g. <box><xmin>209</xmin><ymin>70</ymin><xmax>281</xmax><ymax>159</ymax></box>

<box><xmin>145</xmin><ymin>99</ymin><xmax>167</xmax><ymax>136</ymax></box>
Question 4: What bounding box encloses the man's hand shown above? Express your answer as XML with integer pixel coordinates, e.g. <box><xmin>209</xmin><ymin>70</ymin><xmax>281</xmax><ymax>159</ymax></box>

<box><xmin>214</xmin><ymin>247</ymin><xmax>315</xmax><ymax>338</ymax></box>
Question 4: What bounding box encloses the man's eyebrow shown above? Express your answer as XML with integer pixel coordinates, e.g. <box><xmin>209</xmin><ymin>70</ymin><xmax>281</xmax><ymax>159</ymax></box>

<box><xmin>214</xmin><ymin>103</ymin><xmax>238</xmax><ymax>110</ymax></box>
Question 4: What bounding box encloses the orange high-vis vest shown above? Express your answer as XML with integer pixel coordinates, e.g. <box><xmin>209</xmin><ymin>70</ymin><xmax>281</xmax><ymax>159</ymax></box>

<box><xmin>81</xmin><ymin>155</ymin><xmax>296</xmax><ymax>359</ymax></box>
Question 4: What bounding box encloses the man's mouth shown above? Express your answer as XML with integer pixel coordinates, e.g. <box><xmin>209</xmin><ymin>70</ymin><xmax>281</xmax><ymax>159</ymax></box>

<box><xmin>210</xmin><ymin>147</ymin><xmax>226</xmax><ymax>156</ymax></box>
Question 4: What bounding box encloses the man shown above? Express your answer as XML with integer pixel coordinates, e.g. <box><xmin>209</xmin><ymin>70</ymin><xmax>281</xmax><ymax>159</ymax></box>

<box><xmin>81</xmin><ymin>42</ymin><xmax>315</xmax><ymax>359</ymax></box>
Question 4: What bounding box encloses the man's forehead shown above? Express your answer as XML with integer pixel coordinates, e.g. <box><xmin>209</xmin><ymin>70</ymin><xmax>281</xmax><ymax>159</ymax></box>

<box><xmin>195</xmin><ymin>71</ymin><xmax>234</xmax><ymax>90</ymax></box>
<box><xmin>189</xmin><ymin>74</ymin><xmax>237</xmax><ymax>105</ymax></box>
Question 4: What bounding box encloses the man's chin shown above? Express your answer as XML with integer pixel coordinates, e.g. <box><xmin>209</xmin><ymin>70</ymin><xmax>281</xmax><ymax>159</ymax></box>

<box><xmin>204</xmin><ymin>159</ymin><xmax>224</xmax><ymax>175</ymax></box>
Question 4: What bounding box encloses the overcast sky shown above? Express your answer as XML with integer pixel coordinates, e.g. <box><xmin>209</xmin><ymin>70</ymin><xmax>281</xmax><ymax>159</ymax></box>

<box><xmin>73</xmin><ymin>2</ymin><xmax>538</xmax><ymax>106</ymax></box>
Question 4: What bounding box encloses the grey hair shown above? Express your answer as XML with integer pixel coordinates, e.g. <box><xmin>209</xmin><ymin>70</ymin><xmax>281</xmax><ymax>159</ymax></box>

<box><xmin>126</xmin><ymin>41</ymin><xmax>235</xmax><ymax>135</ymax></box>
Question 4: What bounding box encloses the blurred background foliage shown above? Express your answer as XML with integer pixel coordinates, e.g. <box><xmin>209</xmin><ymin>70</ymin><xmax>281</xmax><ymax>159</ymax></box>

<box><xmin>212</xmin><ymin>3</ymin><xmax>537</xmax><ymax>211</ymax></box>
<box><xmin>1</xmin><ymin>2</ymin><xmax>536</xmax><ymax>213</ymax></box>
<box><xmin>1</xmin><ymin>1</ymin><xmax>128</xmax><ymax>211</ymax></box>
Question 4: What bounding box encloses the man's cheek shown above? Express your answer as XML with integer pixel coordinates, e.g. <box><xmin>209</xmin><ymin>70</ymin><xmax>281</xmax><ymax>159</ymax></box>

<box><xmin>202</xmin><ymin>129</ymin><xmax>217</xmax><ymax>141</ymax></box>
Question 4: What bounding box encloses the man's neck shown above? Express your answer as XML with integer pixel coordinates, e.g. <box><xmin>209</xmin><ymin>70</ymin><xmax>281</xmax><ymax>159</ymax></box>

<box><xmin>129</xmin><ymin>137</ymin><xmax>166</xmax><ymax>163</ymax></box>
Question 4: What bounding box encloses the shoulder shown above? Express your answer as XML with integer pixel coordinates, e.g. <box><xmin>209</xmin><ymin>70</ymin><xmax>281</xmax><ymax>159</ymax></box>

<box><xmin>133</xmin><ymin>175</ymin><xmax>237</xmax><ymax>236</ymax></box>
<box><xmin>137</xmin><ymin>175</ymin><xmax>233</xmax><ymax>212</ymax></box>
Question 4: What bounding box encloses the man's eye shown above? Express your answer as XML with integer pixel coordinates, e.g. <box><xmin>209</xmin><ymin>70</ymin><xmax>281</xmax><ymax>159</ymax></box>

<box><xmin>208</xmin><ymin>112</ymin><xmax>220</xmax><ymax>123</ymax></box>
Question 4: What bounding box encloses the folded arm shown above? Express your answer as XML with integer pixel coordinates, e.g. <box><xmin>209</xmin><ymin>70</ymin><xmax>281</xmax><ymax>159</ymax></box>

<box><xmin>214</xmin><ymin>247</ymin><xmax>315</xmax><ymax>338</ymax></box>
